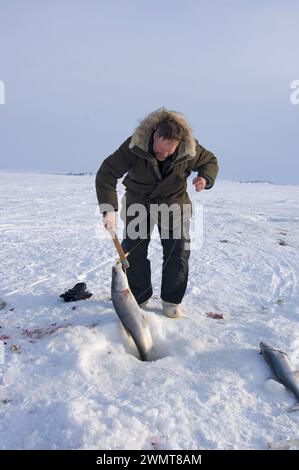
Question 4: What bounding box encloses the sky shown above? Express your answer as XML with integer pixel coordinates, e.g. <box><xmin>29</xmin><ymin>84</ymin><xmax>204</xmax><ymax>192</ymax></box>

<box><xmin>0</xmin><ymin>0</ymin><xmax>298</xmax><ymax>184</ymax></box>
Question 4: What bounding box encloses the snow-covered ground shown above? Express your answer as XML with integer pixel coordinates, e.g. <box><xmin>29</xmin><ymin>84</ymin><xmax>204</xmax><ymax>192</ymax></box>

<box><xmin>0</xmin><ymin>171</ymin><xmax>299</xmax><ymax>450</ymax></box>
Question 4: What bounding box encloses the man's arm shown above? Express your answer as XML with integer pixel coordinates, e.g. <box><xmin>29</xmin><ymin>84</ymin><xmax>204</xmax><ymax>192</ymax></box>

<box><xmin>95</xmin><ymin>137</ymin><xmax>132</xmax><ymax>213</ymax></box>
<box><xmin>190</xmin><ymin>139</ymin><xmax>219</xmax><ymax>189</ymax></box>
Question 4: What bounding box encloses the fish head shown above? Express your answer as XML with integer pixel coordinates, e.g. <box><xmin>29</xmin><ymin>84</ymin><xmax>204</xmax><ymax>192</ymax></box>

<box><xmin>259</xmin><ymin>341</ymin><xmax>272</xmax><ymax>354</ymax></box>
<box><xmin>111</xmin><ymin>261</ymin><xmax>129</xmax><ymax>292</ymax></box>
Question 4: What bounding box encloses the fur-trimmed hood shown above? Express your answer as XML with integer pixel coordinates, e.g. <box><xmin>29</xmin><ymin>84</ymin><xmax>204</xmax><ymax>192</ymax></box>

<box><xmin>129</xmin><ymin>108</ymin><xmax>197</xmax><ymax>159</ymax></box>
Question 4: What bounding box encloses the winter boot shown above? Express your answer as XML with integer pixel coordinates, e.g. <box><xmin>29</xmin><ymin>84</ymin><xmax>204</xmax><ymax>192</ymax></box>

<box><xmin>162</xmin><ymin>301</ymin><xmax>183</xmax><ymax>318</ymax></box>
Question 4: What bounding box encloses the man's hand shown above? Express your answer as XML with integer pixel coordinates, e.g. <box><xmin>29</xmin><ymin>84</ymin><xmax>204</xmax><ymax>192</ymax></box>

<box><xmin>192</xmin><ymin>176</ymin><xmax>206</xmax><ymax>192</ymax></box>
<box><xmin>103</xmin><ymin>211</ymin><xmax>116</xmax><ymax>232</ymax></box>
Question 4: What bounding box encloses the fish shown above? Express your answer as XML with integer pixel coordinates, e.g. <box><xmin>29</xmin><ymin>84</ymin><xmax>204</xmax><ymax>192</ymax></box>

<box><xmin>111</xmin><ymin>261</ymin><xmax>153</xmax><ymax>361</ymax></box>
<box><xmin>259</xmin><ymin>341</ymin><xmax>299</xmax><ymax>412</ymax></box>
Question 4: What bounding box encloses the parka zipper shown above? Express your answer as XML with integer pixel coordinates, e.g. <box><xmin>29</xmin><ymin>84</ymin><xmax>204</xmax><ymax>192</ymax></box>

<box><xmin>131</xmin><ymin>147</ymin><xmax>162</xmax><ymax>181</ymax></box>
<box><xmin>131</xmin><ymin>146</ymin><xmax>194</xmax><ymax>180</ymax></box>
<box><xmin>164</xmin><ymin>156</ymin><xmax>194</xmax><ymax>176</ymax></box>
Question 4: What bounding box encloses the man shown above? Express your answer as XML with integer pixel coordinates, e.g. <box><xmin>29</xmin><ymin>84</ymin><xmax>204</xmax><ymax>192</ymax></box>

<box><xmin>95</xmin><ymin>108</ymin><xmax>219</xmax><ymax>318</ymax></box>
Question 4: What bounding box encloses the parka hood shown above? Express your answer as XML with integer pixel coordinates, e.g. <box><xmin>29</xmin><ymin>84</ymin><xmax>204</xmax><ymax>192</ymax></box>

<box><xmin>129</xmin><ymin>108</ymin><xmax>197</xmax><ymax>159</ymax></box>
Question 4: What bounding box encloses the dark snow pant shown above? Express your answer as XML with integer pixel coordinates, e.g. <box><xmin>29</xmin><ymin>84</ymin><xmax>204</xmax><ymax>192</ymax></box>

<box><xmin>121</xmin><ymin>217</ymin><xmax>190</xmax><ymax>305</ymax></box>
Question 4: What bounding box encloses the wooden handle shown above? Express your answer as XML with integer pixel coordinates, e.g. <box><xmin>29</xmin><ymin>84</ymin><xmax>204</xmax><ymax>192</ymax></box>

<box><xmin>111</xmin><ymin>232</ymin><xmax>129</xmax><ymax>269</ymax></box>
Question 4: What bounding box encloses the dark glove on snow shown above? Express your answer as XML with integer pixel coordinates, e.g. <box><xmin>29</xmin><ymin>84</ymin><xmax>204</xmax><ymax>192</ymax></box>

<box><xmin>60</xmin><ymin>282</ymin><xmax>92</xmax><ymax>302</ymax></box>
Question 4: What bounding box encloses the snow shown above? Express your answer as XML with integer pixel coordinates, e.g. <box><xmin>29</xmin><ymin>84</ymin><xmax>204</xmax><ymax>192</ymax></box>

<box><xmin>0</xmin><ymin>171</ymin><xmax>299</xmax><ymax>450</ymax></box>
<box><xmin>264</xmin><ymin>379</ymin><xmax>286</xmax><ymax>395</ymax></box>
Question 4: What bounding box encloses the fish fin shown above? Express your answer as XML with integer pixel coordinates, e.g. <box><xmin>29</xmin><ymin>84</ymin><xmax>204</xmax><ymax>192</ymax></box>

<box><xmin>123</xmin><ymin>324</ymin><xmax>149</xmax><ymax>361</ymax></box>
<box><xmin>121</xmin><ymin>324</ymin><xmax>145</xmax><ymax>361</ymax></box>
<box><xmin>123</xmin><ymin>324</ymin><xmax>132</xmax><ymax>340</ymax></box>
<box><xmin>288</xmin><ymin>402</ymin><xmax>299</xmax><ymax>413</ymax></box>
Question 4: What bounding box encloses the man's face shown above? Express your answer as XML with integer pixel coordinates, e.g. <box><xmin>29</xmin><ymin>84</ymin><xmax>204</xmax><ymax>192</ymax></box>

<box><xmin>153</xmin><ymin>132</ymin><xmax>179</xmax><ymax>161</ymax></box>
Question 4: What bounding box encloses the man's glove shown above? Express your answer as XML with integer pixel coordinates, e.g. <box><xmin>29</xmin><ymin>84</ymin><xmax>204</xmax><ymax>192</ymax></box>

<box><xmin>60</xmin><ymin>283</ymin><xmax>92</xmax><ymax>302</ymax></box>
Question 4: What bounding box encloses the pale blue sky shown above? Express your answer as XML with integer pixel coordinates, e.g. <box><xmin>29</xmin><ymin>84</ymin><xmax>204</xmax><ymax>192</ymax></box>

<box><xmin>0</xmin><ymin>1</ymin><xmax>298</xmax><ymax>183</ymax></box>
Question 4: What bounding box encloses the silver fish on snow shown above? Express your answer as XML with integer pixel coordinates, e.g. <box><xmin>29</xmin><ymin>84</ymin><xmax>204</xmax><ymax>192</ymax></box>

<box><xmin>260</xmin><ymin>341</ymin><xmax>299</xmax><ymax>412</ymax></box>
<box><xmin>111</xmin><ymin>261</ymin><xmax>153</xmax><ymax>361</ymax></box>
